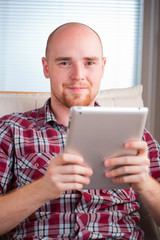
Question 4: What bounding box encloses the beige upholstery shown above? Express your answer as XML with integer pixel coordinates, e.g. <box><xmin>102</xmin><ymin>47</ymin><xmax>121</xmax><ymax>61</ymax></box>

<box><xmin>0</xmin><ymin>85</ymin><xmax>160</xmax><ymax>240</ymax></box>
<box><xmin>0</xmin><ymin>85</ymin><xmax>144</xmax><ymax>117</ymax></box>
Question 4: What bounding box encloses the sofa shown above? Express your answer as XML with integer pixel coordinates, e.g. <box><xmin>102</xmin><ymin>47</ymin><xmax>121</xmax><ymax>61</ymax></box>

<box><xmin>0</xmin><ymin>85</ymin><xmax>160</xmax><ymax>240</ymax></box>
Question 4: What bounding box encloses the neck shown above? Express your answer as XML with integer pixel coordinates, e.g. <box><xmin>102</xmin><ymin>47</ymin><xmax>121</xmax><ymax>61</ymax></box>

<box><xmin>50</xmin><ymin>98</ymin><xmax>70</xmax><ymax>126</ymax></box>
<box><xmin>50</xmin><ymin>97</ymin><xmax>96</xmax><ymax>126</ymax></box>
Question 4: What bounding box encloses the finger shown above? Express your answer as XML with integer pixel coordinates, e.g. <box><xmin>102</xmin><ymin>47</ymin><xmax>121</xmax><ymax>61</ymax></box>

<box><xmin>54</xmin><ymin>174</ymin><xmax>90</xmax><ymax>185</ymax></box>
<box><xmin>55</xmin><ymin>165</ymin><xmax>93</xmax><ymax>176</ymax></box>
<box><xmin>105</xmin><ymin>164</ymin><xmax>149</xmax><ymax>178</ymax></box>
<box><xmin>59</xmin><ymin>182</ymin><xmax>84</xmax><ymax>191</ymax></box>
<box><xmin>124</xmin><ymin>141</ymin><xmax>148</xmax><ymax>155</ymax></box>
<box><xmin>104</xmin><ymin>156</ymin><xmax>149</xmax><ymax>167</ymax></box>
<box><xmin>111</xmin><ymin>173</ymin><xmax>147</xmax><ymax>184</ymax></box>
<box><xmin>53</xmin><ymin>153</ymin><xmax>84</xmax><ymax>166</ymax></box>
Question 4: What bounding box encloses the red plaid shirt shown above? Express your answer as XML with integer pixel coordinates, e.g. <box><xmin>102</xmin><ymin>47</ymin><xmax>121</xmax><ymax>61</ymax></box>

<box><xmin>0</xmin><ymin>99</ymin><xmax>160</xmax><ymax>240</ymax></box>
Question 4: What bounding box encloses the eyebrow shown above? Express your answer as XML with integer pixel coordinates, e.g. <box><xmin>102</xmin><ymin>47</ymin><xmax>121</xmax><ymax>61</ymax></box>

<box><xmin>55</xmin><ymin>57</ymin><xmax>100</xmax><ymax>62</ymax></box>
<box><xmin>55</xmin><ymin>57</ymin><xmax>71</xmax><ymax>62</ymax></box>
<box><xmin>83</xmin><ymin>57</ymin><xmax>99</xmax><ymax>61</ymax></box>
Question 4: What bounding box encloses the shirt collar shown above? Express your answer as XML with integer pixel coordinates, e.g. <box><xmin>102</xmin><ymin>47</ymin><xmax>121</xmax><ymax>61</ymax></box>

<box><xmin>44</xmin><ymin>98</ymin><xmax>57</xmax><ymax>124</ymax></box>
<box><xmin>43</xmin><ymin>98</ymin><xmax>100</xmax><ymax>124</ymax></box>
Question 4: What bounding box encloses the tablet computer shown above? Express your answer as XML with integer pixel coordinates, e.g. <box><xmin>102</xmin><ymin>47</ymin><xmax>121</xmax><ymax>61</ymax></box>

<box><xmin>65</xmin><ymin>106</ymin><xmax>148</xmax><ymax>190</ymax></box>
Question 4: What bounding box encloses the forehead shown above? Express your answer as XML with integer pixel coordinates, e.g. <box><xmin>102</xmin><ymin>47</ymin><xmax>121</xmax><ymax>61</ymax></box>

<box><xmin>47</xmin><ymin>25</ymin><xmax>103</xmax><ymax>59</ymax></box>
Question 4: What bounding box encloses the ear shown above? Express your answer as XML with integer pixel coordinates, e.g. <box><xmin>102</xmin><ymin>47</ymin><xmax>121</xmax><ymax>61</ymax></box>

<box><xmin>42</xmin><ymin>57</ymin><xmax>50</xmax><ymax>78</ymax></box>
<box><xmin>101</xmin><ymin>57</ymin><xmax>106</xmax><ymax>76</ymax></box>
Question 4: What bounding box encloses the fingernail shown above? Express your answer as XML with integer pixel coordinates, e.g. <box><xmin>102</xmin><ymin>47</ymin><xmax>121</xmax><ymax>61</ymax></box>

<box><xmin>88</xmin><ymin>169</ymin><xmax>93</xmax><ymax>175</ymax></box>
<box><xmin>104</xmin><ymin>160</ymin><xmax>109</xmax><ymax>167</ymax></box>
<box><xmin>79</xmin><ymin>157</ymin><xmax>84</xmax><ymax>163</ymax></box>
<box><xmin>105</xmin><ymin>171</ymin><xmax>110</xmax><ymax>177</ymax></box>
<box><xmin>86</xmin><ymin>178</ymin><xmax>90</xmax><ymax>184</ymax></box>
<box><xmin>125</xmin><ymin>143</ymin><xmax>130</xmax><ymax>148</ymax></box>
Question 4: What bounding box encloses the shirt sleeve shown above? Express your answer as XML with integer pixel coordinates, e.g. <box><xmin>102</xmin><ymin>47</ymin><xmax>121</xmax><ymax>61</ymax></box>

<box><xmin>0</xmin><ymin>116</ymin><xmax>14</xmax><ymax>194</ymax></box>
<box><xmin>143</xmin><ymin>129</ymin><xmax>160</xmax><ymax>182</ymax></box>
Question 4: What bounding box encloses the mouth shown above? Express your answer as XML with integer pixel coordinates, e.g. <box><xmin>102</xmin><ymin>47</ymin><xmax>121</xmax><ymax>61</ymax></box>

<box><xmin>67</xmin><ymin>87</ymin><xmax>88</xmax><ymax>92</ymax></box>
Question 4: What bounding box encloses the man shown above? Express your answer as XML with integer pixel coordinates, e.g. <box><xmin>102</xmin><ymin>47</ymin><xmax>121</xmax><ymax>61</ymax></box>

<box><xmin>0</xmin><ymin>22</ymin><xmax>160</xmax><ymax>239</ymax></box>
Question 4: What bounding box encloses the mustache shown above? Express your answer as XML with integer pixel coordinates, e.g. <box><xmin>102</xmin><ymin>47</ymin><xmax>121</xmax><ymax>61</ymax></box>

<box><xmin>63</xmin><ymin>83</ymin><xmax>90</xmax><ymax>88</ymax></box>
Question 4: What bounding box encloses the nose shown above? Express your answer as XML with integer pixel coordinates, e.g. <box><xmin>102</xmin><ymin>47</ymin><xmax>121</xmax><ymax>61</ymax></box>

<box><xmin>70</xmin><ymin>63</ymin><xmax>85</xmax><ymax>81</ymax></box>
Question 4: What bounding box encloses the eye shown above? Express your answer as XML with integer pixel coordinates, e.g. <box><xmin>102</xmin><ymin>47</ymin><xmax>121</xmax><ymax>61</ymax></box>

<box><xmin>86</xmin><ymin>61</ymin><xmax>95</xmax><ymax>66</ymax></box>
<box><xmin>60</xmin><ymin>62</ymin><xmax>68</xmax><ymax>65</ymax></box>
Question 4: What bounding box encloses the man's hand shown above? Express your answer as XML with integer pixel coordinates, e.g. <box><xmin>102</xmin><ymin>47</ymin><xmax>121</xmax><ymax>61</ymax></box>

<box><xmin>41</xmin><ymin>153</ymin><xmax>93</xmax><ymax>201</ymax></box>
<box><xmin>104</xmin><ymin>140</ymin><xmax>150</xmax><ymax>193</ymax></box>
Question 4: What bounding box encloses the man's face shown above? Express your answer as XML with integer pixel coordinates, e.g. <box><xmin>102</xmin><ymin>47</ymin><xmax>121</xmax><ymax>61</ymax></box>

<box><xmin>42</xmin><ymin>25</ymin><xmax>106</xmax><ymax>109</ymax></box>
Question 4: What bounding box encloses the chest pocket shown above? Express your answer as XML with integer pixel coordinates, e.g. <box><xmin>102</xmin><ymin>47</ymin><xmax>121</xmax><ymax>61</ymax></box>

<box><xmin>15</xmin><ymin>152</ymin><xmax>58</xmax><ymax>186</ymax></box>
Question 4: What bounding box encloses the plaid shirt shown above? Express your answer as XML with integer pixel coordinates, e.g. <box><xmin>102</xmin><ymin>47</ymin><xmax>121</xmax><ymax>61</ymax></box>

<box><xmin>0</xmin><ymin>99</ymin><xmax>160</xmax><ymax>240</ymax></box>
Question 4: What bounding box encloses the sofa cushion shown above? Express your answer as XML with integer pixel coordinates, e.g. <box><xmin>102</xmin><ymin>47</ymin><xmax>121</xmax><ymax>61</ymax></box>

<box><xmin>96</xmin><ymin>85</ymin><xmax>143</xmax><ymax>107</ymax></box>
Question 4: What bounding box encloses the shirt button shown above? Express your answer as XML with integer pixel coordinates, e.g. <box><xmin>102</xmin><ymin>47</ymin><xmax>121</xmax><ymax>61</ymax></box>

<box><xmin>102</xmin><ymin>190</ymin><xmax>107</xmax><ymax>193</ymax></box>
<box><xmin>34</xmin><ymin>163</ymin><xmax>39</xmax><ymax>168</ymax></box>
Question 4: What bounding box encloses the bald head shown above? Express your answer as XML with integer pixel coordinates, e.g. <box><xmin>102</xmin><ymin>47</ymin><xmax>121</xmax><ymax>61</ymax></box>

<box><xmin>45</xmin><ymin>22</ymin><xmax>103</xmax><ymax>60</ymax></box>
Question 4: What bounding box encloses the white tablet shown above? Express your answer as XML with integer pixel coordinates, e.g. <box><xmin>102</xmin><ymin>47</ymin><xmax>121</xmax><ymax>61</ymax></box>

<box><xmin>65</xmin><ymin>106</ymin><xmax>148</xmax><ymax>190</ymax></box>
